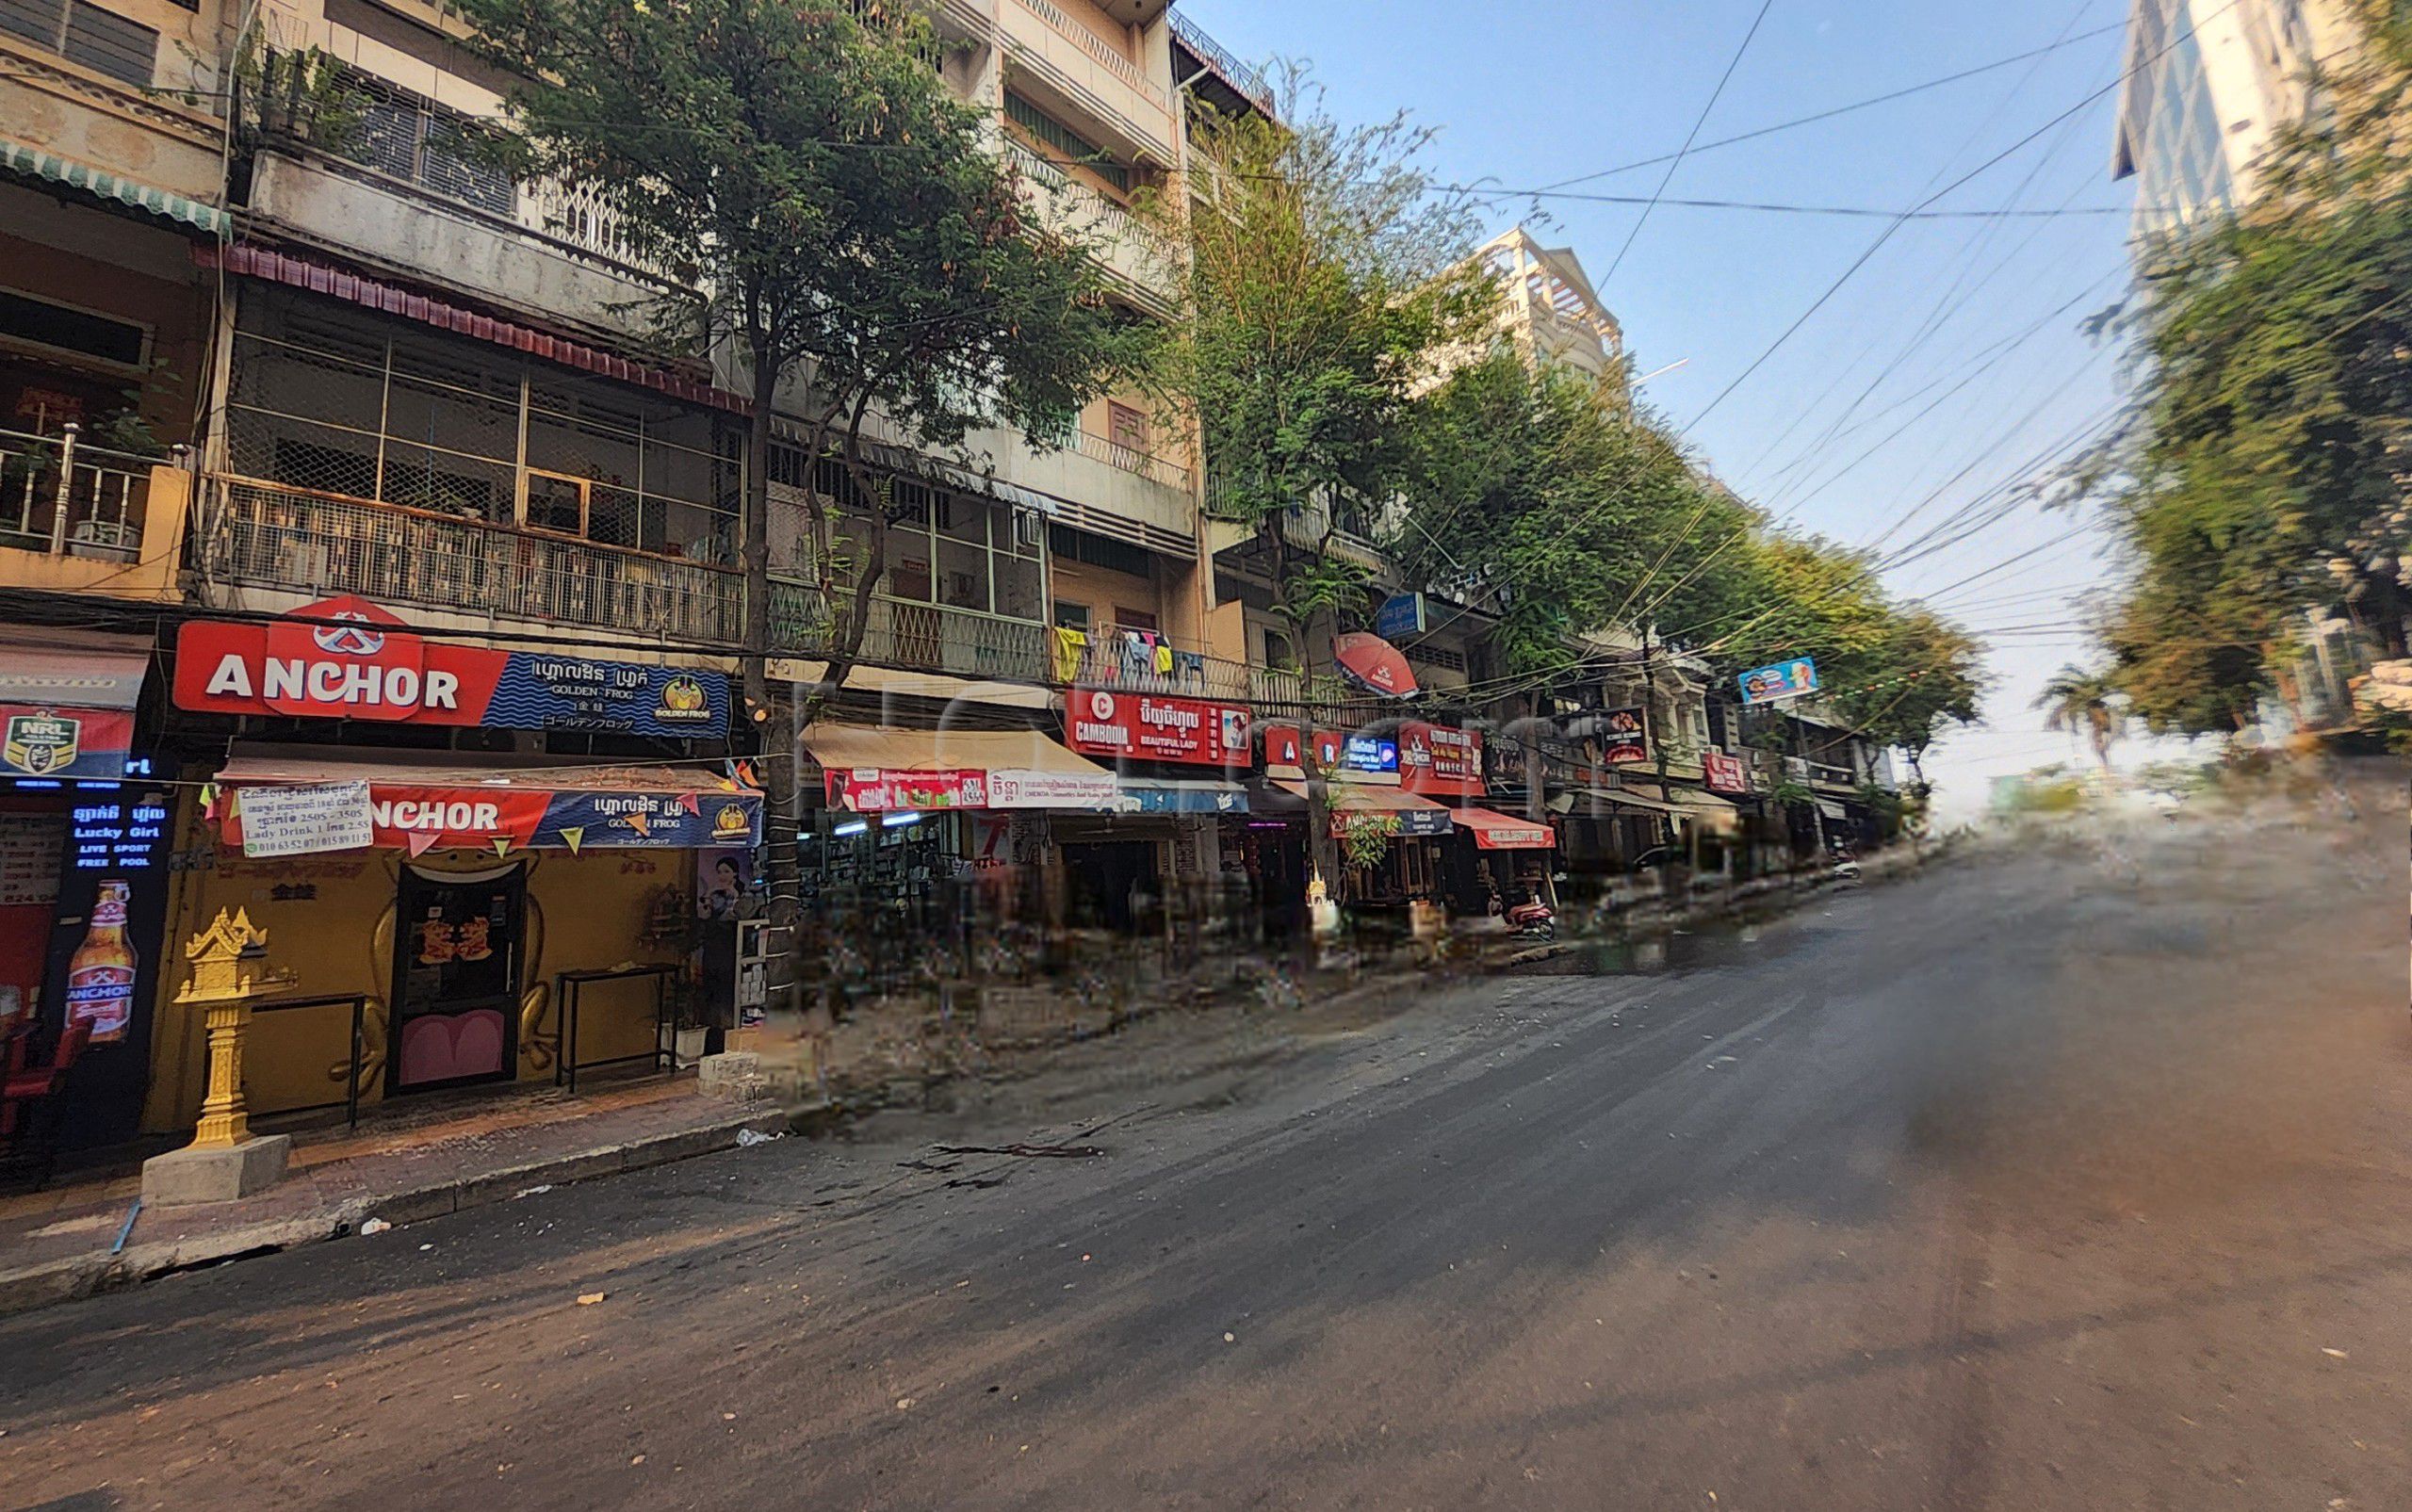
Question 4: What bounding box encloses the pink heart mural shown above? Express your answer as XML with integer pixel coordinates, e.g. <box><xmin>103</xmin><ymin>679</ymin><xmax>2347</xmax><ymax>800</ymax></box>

<box><xmin>398</xmin><ymin>1010</ymin><xmax>508</xmax><ymax>1085</ymax></box>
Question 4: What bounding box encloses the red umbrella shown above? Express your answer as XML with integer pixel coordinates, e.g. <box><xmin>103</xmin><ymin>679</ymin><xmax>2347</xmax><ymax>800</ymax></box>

<box><xmin>1332</xmin><ymin>631</ymin><xmax>1419</xmax><ymax>699</ymax></box>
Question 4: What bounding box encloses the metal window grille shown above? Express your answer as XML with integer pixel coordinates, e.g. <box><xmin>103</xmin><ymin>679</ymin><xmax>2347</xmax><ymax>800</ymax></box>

<box><xmin>0</xmin><ymin>0</ymin><xmax>155</xmax><ymax>87</ymax></box>
<box><xmin>1004</xmin><ymin>90</ymin><xmax>1132</xmax><ymax>195</ymax></box>
<box><xmin>298</xmin><ymin>64</ymin><xmax>514</xmax><ymax>219</ymax></box>
<box><xmin>217</xmin><ymin>289</ymin><xmax>743</xmax><ymax>635</ymax></box>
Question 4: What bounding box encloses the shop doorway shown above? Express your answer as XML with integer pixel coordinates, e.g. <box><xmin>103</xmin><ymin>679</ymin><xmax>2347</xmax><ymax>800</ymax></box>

<box><xmin>1058</xmin><ymin>839</ymin><xmax>1157</xmax><ymax>933</ymax></box>
<box><xmin>389</xmin><ymin>863</ymin><xmax>525</xmax><ymax>1095</ymax></box>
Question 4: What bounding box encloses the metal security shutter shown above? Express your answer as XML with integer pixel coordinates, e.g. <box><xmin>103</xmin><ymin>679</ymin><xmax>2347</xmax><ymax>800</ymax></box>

<box><xmin>0</xmin><ymin>0</ymin><xmax>58</xmax><ymax>51</ymax></box>
<box><xmin>61</xmin><ymin>2</ymin><xmax>155</xmax><ymax>87</ymax></box>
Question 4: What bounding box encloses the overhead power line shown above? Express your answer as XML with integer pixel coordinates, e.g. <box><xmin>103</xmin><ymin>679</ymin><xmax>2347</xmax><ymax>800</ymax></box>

<box><xmin>1600</xmin><ymin>0</ymin><xmax>1779</xmax><ymax>285</ymax></box>
<box><xmin>1531</xmin><ymin>20</ymin><xmax>2128</xmax><ymax>194</ymax></box>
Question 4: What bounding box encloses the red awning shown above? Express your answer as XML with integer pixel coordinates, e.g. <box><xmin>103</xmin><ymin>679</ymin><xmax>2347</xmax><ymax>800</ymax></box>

<box><xmin>1450</xmin><ymin>805</ymin><xmax>1556</xmax><ymax>850</ymax></box>
<box><xmin>196</xmin><ymin>243</ymin><xmax>751</xmax><ymax>415</ymax></box>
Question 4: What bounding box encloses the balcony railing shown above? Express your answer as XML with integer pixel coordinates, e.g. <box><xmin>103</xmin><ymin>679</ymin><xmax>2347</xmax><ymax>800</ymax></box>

<box><xmin>201</xmin><ymin>476</ymin><xmax>745</xmax><ymax>646</ymax></box>
<box><xmin>1073</xmin><ymin>428</ymin><xmax>1190</xmax><ymax>491</ymax></box>
<box><xmin>265</xmin><ymin>54</ymin><xmax>666</xmax><ymax>280</ymax></box>
<box><xmin>1168</xmin><ymin>7</ymin><xmax>1275</xmax><ymax>116</ymax></box>
<box><xmin>771</xmin><ymin>583</ymin><xmax>1267</xmax><ymax>701</ymax></box>
<box><xmin>1015</xmin><ymin>0</ymin><xmax>1163</xmax><ymax>105</ymax></box>
<box><xmin>1004</xmin><ymin>138</ymin><xmax>1173</xmax><ymax>300</ymax></box>
<box><xmin>771</xmin><ymin>580</ymin><xmax>1052</xmax><ymax>684</ymax></box>
<box><xmin>0</xmin><ymin>426</ymin><xmax>159</xmax><ymax>563</ymax></box>
<box><xmin>1071</xmin><ymin>622</ymin><xmax>1254</xmax><ymax>702</ymax></box>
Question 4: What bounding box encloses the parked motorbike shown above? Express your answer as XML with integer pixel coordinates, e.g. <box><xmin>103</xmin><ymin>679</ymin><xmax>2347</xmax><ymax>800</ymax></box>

<box><xmin>1501</xmin><ymin>893</ymin><xmax>1556</xmax><ymax>942</ymax></box>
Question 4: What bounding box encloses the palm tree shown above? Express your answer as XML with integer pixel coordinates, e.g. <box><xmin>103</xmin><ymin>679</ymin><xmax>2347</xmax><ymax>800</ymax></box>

<box><xmin>2034</xmin><ymin>665</ymin><xmax>2123</xmax><ymax>772</ymax></box>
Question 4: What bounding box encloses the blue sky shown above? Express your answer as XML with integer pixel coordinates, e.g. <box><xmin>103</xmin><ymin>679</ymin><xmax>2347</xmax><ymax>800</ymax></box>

<box><xmin>1182</xmin><ymin>0</ymin><xmax>2169</xmax><ymax>813</ymax></box>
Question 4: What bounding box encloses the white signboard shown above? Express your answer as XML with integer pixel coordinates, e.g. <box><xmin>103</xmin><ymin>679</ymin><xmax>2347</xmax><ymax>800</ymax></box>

<box><xmin>237</xmin><ymin>781</ymin><xmax>375</xmax><ymax>858</ymax></box>
<box><xmin>986</xmin><ymin>769</ymin><xmax>1121</xmax><ymax>810</ymax></box>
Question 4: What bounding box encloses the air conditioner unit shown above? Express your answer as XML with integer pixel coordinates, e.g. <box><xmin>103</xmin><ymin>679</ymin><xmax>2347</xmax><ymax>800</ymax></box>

<box><xmin>1016</xmin><ymin>507</ymin><xmax>1044</xmax><ymax>549</ymax></box>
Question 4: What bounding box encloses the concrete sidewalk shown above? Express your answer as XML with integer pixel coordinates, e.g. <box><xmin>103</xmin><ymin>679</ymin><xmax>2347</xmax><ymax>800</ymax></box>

<box><xmin>0</xmin><ymin>1080</ymin><xmax>786</xmax><ymax>1317</ymax></box>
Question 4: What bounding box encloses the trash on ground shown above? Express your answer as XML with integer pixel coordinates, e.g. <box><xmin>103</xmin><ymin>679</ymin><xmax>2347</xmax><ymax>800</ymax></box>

<box><xmin>360</xmin><ymin>1218</ymin><xmax>392</xmax><ymax>1236</ymax></box>
<box><xmin>578</xmin><ymin>1292</ymin><xmax>607</xmax><ymax>1306</ymax></box>
<box><xmin>514</xmin><ymin>1184</ymin><xmax>554</xmax><ymax>1198</ymax></box>
<box><xmin>737</xmin><ymin>1128</ymin><xmax>778</xmax><ymax>1147</ymax></box>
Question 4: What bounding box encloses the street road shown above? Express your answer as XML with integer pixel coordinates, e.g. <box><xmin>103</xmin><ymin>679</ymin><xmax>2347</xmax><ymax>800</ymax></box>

<box><xmin>2</xmin><ymin>779</ymin><xmax>2405</xmax><ymax>1511</ymax></box>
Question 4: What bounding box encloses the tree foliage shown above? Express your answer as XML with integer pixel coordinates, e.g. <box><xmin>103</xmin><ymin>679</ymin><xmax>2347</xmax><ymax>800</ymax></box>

<box><xmin>1164</xmin><ymin>77</ymin><xmax>1495</xmax><ymax>637</ymax></box>
<box><xmin>1158</xmin><ymin>74</ymin><xmax>1493</xmax><ymax>886</ymax></box>
<box><xmin>2033</xmin><ymin>663</ymin><xmax>2124</xmax><ymax>770</ymax></box>
<box><xmin>1390</xmin><ymin>353</ymin><xmax>1735</xmax><ymax>675</ymax></box>
<box><xmin>2095</xmin><ymin>36</ymin><xmax>2412</xmax><ymax>731</ymax></box>
<box><xmin>457</xmin><ymin>0</ymin><xmax>1150</xmax><ymax>715</ymax></box>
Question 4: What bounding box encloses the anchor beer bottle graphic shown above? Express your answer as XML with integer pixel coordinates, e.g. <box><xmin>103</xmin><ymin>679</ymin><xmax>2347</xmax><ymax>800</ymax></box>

<box><xmin>66</xmin><ymin>880</ymin><xmax>138</xmax><ymax>1043</ymax></box>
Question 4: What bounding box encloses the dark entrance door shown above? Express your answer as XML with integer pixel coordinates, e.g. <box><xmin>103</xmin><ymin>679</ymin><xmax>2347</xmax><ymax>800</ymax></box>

<box><xmin>389</xmin><ymin>863</ymin><xmax>525</xmax><ymax>1094</ymax></box>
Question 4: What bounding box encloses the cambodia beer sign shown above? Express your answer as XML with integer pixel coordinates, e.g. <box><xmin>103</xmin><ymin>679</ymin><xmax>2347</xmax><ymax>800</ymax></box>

<box><xmin>174</xmin><ymin>597</ymin><xmax>728</xmax><ymax>738</ymax></box>
<box><xmin>1067</xmin><ymin>690</ymin><xmax>1249</xmax><ymax>767</ymax></box>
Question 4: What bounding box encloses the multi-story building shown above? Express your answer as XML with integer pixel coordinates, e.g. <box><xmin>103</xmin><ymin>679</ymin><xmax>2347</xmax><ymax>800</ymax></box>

<box><xmin>2111</xmin><ymin>0</ymin><xmax>2365</xmax><ymax>244</ymax></box>
<box><xmin>3</xmin><ymin>0</ymin><xmax>231</xmax><ymax>1148</ymax></box>
<box><xmin>2</xmin><ymin>0</ymin><xmax>1301</xmax><ymax>1149</ymax></box>
<box><xmin>1460</xmin><ymin>226</ymin><xmax>1626</xmax><ymax>391</ymax></box>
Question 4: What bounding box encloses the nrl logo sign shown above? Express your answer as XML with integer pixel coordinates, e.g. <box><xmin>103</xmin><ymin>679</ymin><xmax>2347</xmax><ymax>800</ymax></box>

<box><xmin>3</xmin><ymin>712</ymin><xmax>80</xmax><ymax>776</ymax></box>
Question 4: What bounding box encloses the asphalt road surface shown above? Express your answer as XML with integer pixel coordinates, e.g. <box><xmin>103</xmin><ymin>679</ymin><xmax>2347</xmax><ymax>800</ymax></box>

<box><xmin>3</xmin><ymin>782</ymin><xmax>2405</xmax><ymax>1511</ymax></box>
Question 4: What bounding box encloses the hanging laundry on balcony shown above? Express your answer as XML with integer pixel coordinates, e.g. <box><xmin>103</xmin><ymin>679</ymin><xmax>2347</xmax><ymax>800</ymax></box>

<box><xmin>1152</xmin><ymin>642</ymin><xmax>1175</xmax><ymax>676</ymax></box>
<box><xmin>1051</xmin><ymin>626</ymin><xmax>1088</xmax><ymax>685</ymax></box>
<box><xmin>1172</xmin><ymin>650</ymin><xmax>1206</xmax><ymax>689</ymax></box>
<box><xmin>1119</xmin><ymin>632</ymin><xmax>1154</xmax><ymax>681</ymax></box>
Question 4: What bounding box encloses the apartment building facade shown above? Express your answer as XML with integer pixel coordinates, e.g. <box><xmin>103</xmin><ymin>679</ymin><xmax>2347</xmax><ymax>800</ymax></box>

<box><xmin>2111</xmin><ymin>0</ymin><xmax>2365</xmax><ymax>241</ymax></box>
<box><xmin>0</xmin><ymin>0</ymin><xmax>1311</xmax><ymax>1148</ymax></box>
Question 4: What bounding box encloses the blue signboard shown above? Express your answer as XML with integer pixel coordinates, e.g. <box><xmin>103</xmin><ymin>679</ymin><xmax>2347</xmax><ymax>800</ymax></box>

<box><xmin>1117</xmin><ymin>780</ymin><xmax>1248</xmax><ymax>814</ymax></box>
<box><xmin>1737</xmin><ymin>658</ymin><xmax>1819</xmax><ymax>707</ymax></box>
<box><xmin>1341</xmin><ymin>734</ymin><xmax>1399</xmax><ymax>777</ymax></box>
<box><xmin>488</xmin><ymin>654</ymin><xmax>730</xmax><ymax>738</ymax></box>
<box><xmin>1373</xmin><ymin>593</ymin><xmax>1427</xmax><ymax>640</ymax></box>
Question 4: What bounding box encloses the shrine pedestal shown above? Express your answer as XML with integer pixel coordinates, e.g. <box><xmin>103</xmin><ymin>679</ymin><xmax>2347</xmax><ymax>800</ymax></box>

<box><xmin>141</xmin><ymin>1134</ymin><xmax>292</xmax><ymax>1206</ymax></box>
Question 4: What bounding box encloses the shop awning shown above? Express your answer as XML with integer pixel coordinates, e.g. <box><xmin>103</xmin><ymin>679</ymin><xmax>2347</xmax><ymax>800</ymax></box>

<box><xmin>1</xmin><ymin>138</ymin><xmax>227</xmax><ymax>236</ymax></box>
<box><xmin>0</xmin><ymin>630</ymin><xmax>152</xmax><ymax>779</ymax></box>
<box><xmin>1275</xmin><ymin>780</ymin><xmax>1454</xmax><ymax>837</ymax></box>
<box><xmin>1817</xmin><ymin>799</ymin><xmax>1850</xmax><ymax>821</ymax></box>
<box><xmin>198</xmin><ymin>243</ymin><xmax>749</xmax><ymax>415</ymax></box>
<box><xmin>1548</xmin><ymin>788</ymin><xmax>1687</xmax><ymax>818</ymax></box>
<box><xmin>214</xmin><ymin>751</ymin><xmax>762</xmax><ymax>855</ymax></box>
<box><xmin>804</xmin><ymin>723</ymin><xmax>1116</xmax><ymax>811</ymax></box>
<box><xmin>1450</xmin><ymin>805</ymin><xmax>1556</xmax><ymax>850</ymax></box>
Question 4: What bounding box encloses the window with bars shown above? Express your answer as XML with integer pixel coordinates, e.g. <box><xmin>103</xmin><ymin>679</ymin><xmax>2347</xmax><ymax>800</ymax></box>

<box><xmin>0</xmin><ymin>0</ymin><xmax>157</xmax><ymax>88</ymax></box>
<box><xmin>766</xmin><ymin>442</ymin><xmax>1045</xmax><ymax>621</ymax></box>
<box><xmin>226</xmin><ymin>287</ymin><xmax>741</xmax><ymax>560</ymax></box>
<box><xmin>298</xmin><ymin>63</ymin><xmax>515</xmax><ymax>219</ymax></box>
<box><xmin>1004</xmin><ymin>90</ymin><xmax>1132</xmax><ymax>195</ymax></box>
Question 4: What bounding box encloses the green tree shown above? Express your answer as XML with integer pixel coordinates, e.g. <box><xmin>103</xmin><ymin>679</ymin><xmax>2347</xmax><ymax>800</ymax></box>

<box><xmin>2034</xmin><ymin>663</ymin><xmax>2124</xmax><ymax>772</ymax></box>
<box><xmin>459</xmin><ymin>0</ymin><xmax>1148</xmax><ymax>1009</ymax></box>
<box><xmin>1390</xmin><ymin>352</ymin><xmax>1730</xmax><ymax>675</ymax></box>
<box><xmin>2094</xmin><ymin>36</ymin><xmax>2412</xmax><ymax>730</ymax></box>
<box><xmin>456</xmin><ymin>0</ymin><xmax>1149</xmax><ymax>723</ymax></box>
<box><xmin>1161</xmin><ymin>78</ymin><xmax>1493</xmax><ymax>895</ymax></box>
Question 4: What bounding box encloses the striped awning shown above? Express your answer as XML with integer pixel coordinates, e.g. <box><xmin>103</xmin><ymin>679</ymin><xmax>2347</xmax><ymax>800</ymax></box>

<box><xmin>0</xmin><ymin>138</ymin><xmax>226</xmax><ymax>236</ymax></box>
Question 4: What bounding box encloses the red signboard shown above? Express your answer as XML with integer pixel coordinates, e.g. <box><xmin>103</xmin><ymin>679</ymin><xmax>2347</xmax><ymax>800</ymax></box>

<box><xmin>1262</xmin><ymin>725</ymin><xmax>1401</xmax><ymax>784</ymax></box>
<box><xmin>173</xmin><ymin>596</ymin><xmax>727</xmax><ymax>736</ymax></box>
<box><xmin>1703</xmin><ymin>750</ymin><xmax>1752</xmax><ymax>795</ymax></box>
<box><xmin>824</xmin><ymin>769</ymin><xmax>988</xmax><ymax>813</ymax></box>
<box><xmin>1399</xmin><ymin>722</ymin><xmax>1484</xmax><ymax>798</ymax></box>
<box><xmin>1066</xmin><ymin>690</ymin><xmax>1249</xmax><ymax>768</ymax></box>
